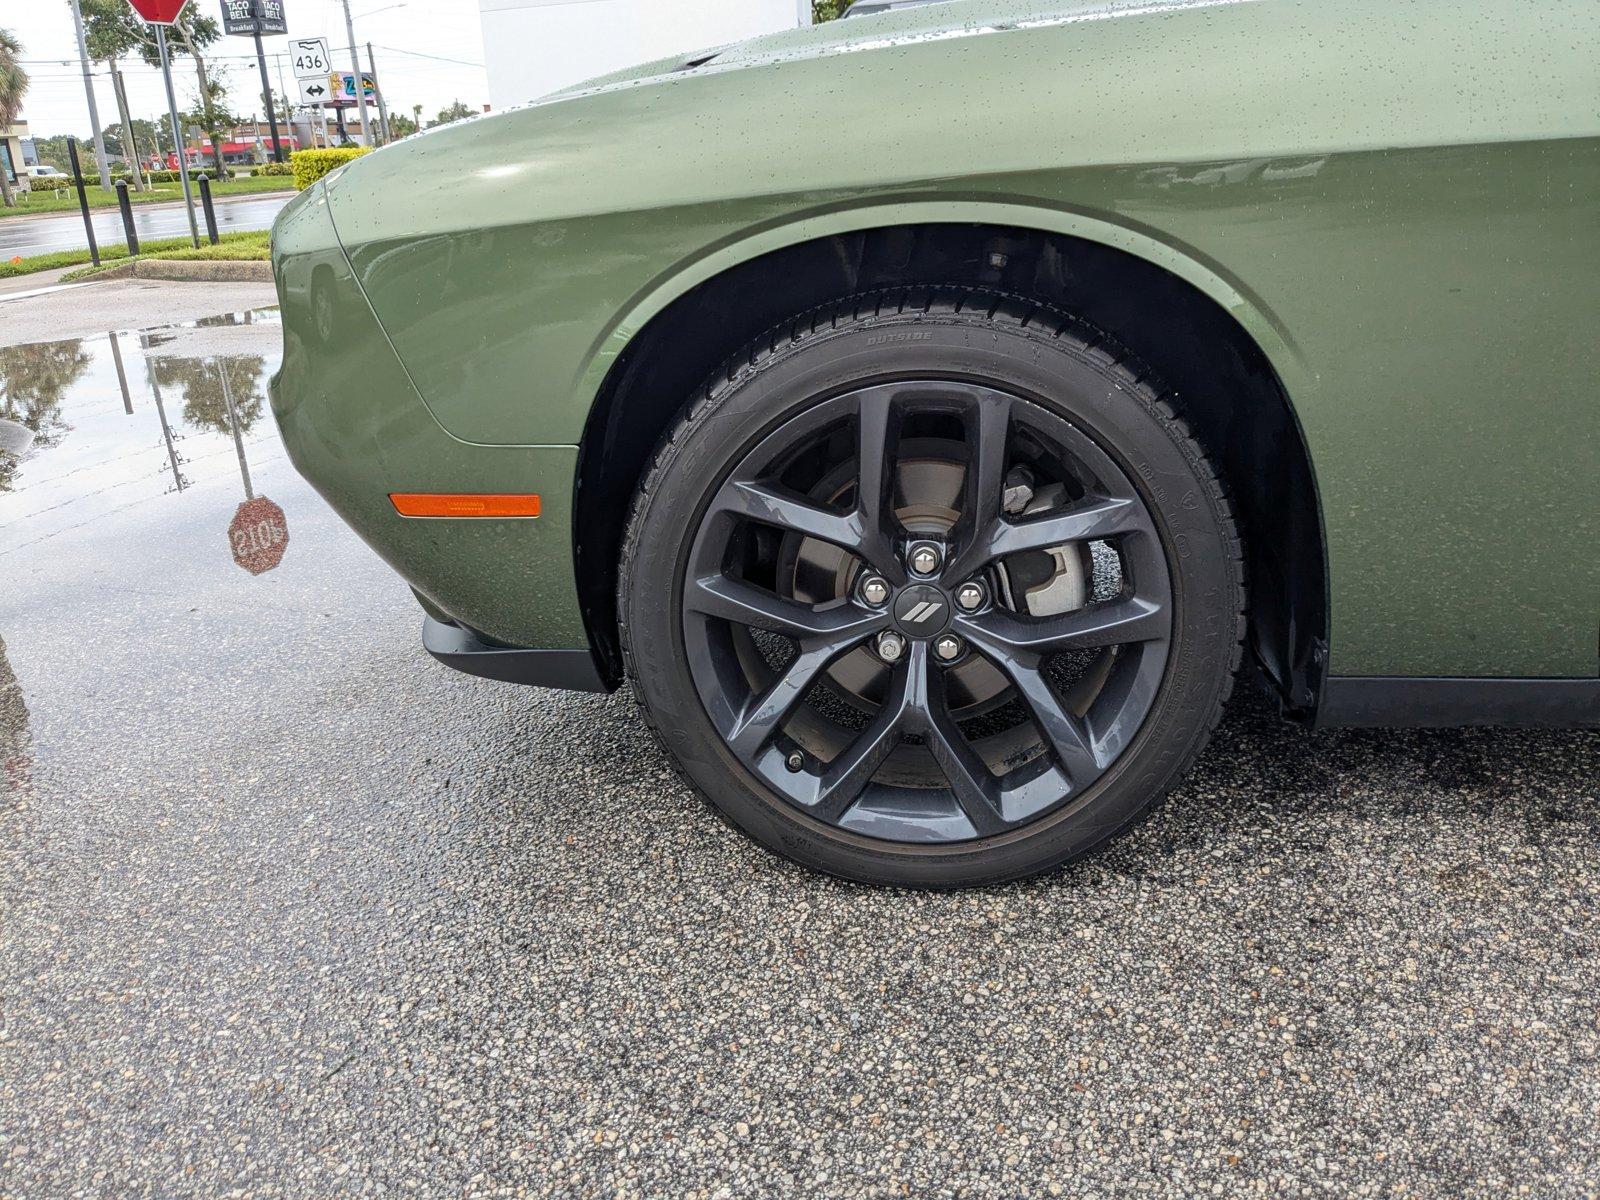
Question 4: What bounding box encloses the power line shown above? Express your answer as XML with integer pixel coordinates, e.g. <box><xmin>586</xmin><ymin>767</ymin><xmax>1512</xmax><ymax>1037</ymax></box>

<box><xmin>375</xmin><ymin>45</ymin><xmax>483</xmax><ymax>67</ymax></box>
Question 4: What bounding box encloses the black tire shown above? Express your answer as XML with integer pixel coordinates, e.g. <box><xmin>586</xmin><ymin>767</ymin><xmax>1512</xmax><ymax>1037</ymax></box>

<box><xmin>619</xmin><ymin>288</ymin><xmax>1244</xmax><ymax>888</ymax></box>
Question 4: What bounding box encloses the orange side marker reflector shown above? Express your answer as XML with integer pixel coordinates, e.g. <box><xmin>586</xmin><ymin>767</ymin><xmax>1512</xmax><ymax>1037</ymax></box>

<box><xmin>389</xmin><ymin>493</ymin><xmax>542</xmax><ymax>518</ymax></box>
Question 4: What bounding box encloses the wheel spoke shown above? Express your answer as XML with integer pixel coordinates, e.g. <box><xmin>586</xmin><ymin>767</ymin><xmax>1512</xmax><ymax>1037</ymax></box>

<box><xmin>810</xmin><ymin>657</ymin><xmax>914</xmax><ymax>821</ymax></box>
<box><xmin>714</xmin><ymin>480</ymin><xmax>863</xmax><ymax>552</ymax></box>
<box><xmin>988</xmin><ymin>496</ymin><xmax>1149</xmax><ymax>560</ymax></box>
<box><xmin>958</xmin><ymin>595</ymin><xmax>1167</xmax><ymax>655</ymax></box>
<box><xmin>902</xmin><ymin>642</ymin><xmax>1008</xmax><ymax>836</ymax></box>
<box><xmin>853</xmin><ymin>388</ymin><xmax>903</xmax><ymax>577</ymax></box>
<box><xmin>945</xmin><ymin>392</ymin><xmax>1012</xmax><ymax>580</ymax></box>
<box><xmin>978</xmin><ymin>653</ymin><xmax>1103</xmax><ymax>785</ymax></box>
<box><xmin>687</xmin><ymin>574</ymin><xmax>886</xmax><ymax>642</ymax></box>
<box><xmin>729</xmin><ymin>640</ymin><xmax>857</xmax><ymax>758</ymax></box>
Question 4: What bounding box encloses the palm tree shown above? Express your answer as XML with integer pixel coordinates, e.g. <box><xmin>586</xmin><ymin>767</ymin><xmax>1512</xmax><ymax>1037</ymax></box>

<box><xmin>0</xmin><ymin>28</ymin><xmax>29</xmax><ymax>209</ymax></box>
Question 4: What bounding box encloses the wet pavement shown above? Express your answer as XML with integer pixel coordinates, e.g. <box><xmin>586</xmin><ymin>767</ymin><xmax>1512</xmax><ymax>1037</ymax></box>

<box><xmin>0</xmin><ymin>195</ymin><xmax>292</xmax><ymax>259</ymax></box>
<box><xmin>1</xmin><ymin>295</ymin><xmax>1597</xmax><ymax>1198</ymax></box>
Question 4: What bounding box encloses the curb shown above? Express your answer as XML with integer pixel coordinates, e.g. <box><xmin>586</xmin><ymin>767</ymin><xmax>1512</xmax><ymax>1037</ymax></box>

<box><xmin>85</xmin><ymin>259</ymin><xmax>273</xmax><ymax>283</ymax></box>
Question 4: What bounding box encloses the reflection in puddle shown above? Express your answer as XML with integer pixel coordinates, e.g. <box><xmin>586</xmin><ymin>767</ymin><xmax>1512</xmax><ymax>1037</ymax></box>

<box><xmin>0</xmin><ymin>308</ymin><xmax>286</xmax><ymax>565</ymax></box>
<box><xmin>1</xmin><ymin>308</ymin><xmax>289</xmax><ymax>783</ymax></box>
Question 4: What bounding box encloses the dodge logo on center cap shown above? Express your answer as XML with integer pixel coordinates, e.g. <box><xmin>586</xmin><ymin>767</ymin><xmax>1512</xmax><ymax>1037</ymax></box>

<box><xmin>893</xmin><ymin>584</ymin><xmax>952</xmax><ymax>637</ymax></box>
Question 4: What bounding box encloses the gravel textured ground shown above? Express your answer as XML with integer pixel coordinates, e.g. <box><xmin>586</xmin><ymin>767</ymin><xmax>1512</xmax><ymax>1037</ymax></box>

<box><xmin>1</xmin><ymin>295</ymin><xmax>1598</xmax><ymax>1198</ymax></box>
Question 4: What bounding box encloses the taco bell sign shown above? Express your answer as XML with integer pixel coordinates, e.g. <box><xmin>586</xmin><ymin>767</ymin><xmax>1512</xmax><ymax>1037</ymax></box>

<box><xmin>220</xmin><ymin>0</ymin><xmax>287</xmax><ymax>36</ymax></box>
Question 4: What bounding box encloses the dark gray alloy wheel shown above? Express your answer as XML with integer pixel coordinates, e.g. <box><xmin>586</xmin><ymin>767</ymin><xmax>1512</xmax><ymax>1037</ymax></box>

<box><xmin>681</xmin><ymin>381</ymin><xmax>1171</xmax><ymax>842</ymax></box>
<box><xmin>620</xmin><ymin>289</ymin><xmax>1243</xmax><ymax>887</ymax></box>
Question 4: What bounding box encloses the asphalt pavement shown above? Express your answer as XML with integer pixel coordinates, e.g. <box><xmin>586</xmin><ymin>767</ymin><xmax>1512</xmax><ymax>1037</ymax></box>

<box><xmin>1</xmin><ymin>283</ymin><xmax>1597</xmax><ymax>1198</ymax></box>
<box><xmin>0</xmin><ymin>194</ymin><xmax>293</xmax><ymax>258</ymax></box>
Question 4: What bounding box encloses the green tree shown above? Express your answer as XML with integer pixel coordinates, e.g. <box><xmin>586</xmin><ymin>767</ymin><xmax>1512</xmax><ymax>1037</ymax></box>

<box><xmin>81</xmin><ymin>0</ymin><xmax>151</xmax><ymax>188</ymax></box>
<box><xmin>387</xmin><ymin>111</ymin><xmax>418</xmax><ymax>138</ymax></box>
<box><xmin>136</xmin><ymin>9</ymin><xmax>229</xmax><ymax>174</ymax></box>
<box><xmin>102</xmin><ymin>118</ymin><xmax>161</xmax><ymax>161</ymax></box>
<box><xmin>0</xmin><ymin>28</ymin><xmax>29</xmax><ymax>208</ymax></box>
<box><xmin>433</xmin><ymin>99</ymin><xmax>473</xmax><ymax>127</ymax></box>
<box><xmin>0</xmin><ymin>340</ymin><xmax>88</xmax><ymax>493</ymax></box>
<box><xmin>27</xmin><ymin>134</ymin><xmax>73</xmax><ymax>174</ymax></box>
<box><xmin>149</xmin><ymin>354</ymin><xmax>265</xmax><ymax>437</ymax></box>
<box><xmin>813</xmin><ymin>0</ymin><xmax>848</xmax><ymax>20</ymax></box>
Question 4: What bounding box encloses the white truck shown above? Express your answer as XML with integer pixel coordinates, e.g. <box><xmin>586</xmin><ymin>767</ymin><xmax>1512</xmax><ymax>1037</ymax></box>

<box><xmin>476</xmin><ymin>0</ymin><xmax>811</xmax><ymax>111</ymax></box>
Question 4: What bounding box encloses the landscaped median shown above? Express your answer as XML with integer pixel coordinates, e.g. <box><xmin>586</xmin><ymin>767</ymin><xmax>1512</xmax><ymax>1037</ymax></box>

<box><xmin>0</xmin><ymin>230</ymin><xmax>271</xmax><ymax>283</ymax></box>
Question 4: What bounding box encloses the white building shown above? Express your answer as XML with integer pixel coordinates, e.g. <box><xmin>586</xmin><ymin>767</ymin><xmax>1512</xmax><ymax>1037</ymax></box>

<box><xmin>477</xmin><ymin>0</ymin><xmax>810</xmax><ymax>112</ymax></box>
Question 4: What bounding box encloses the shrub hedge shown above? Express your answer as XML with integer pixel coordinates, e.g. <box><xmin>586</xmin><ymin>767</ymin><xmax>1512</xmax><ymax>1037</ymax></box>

<box><xmin>144</xmin><ymin>169</ymin><xmax>213</xmax><ymax>184</ymax></box>
<box><xmin>251</xmin><ymin>162</ymin><xmax>295</xmax><ymax>177</ymax></box>
<box><xmin>291</xmin><ymin>147</ymin><xmax>372</xmax><ymax>190</ymax></box>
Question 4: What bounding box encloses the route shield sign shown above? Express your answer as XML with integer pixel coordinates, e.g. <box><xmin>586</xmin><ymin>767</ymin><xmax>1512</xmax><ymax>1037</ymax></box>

<box><xmin>290</xmin><ymin>38</ymin><xmax>331</xmax><ymax>79</ymax></box>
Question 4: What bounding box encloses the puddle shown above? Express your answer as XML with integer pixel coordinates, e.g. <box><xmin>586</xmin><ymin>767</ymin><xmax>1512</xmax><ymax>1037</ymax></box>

<box><xmin>0</xmin><ymin>306</ymin><xmax>302</xmax><ymax>792</ymax></box>
<box><xmin>0</xmin><ymin>307</ymin><xmax>286</xmax><ymax>562</ymax></box>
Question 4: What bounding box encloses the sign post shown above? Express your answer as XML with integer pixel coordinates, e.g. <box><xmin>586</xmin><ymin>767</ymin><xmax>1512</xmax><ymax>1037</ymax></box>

<box><xmin>125</xmin><ymin>0</ymin><xmax>202</xmax><ymax>248</ymax></box>
<box><xmin>66</xmin><ymin>138</ymin><xmax>100</xmax><ymax>267</ymax></box>
<box><xmin>221</xmin><ymin>0</ymin><xmax>290</xmax><ymax>164</ymax></box>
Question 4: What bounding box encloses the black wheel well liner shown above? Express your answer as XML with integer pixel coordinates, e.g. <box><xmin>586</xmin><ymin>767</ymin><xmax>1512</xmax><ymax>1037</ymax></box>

<box><xmin>574</xmin><ymin>223</ymin><xmax>1328</xmax><ymax>715</ymax></box>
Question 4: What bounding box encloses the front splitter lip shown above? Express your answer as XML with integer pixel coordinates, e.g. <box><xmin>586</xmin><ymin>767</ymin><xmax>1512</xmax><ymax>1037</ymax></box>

<box><xmin>422</xmin><ymin>615</ymin><xmax>612</xmax><ymax>693</ymax></box>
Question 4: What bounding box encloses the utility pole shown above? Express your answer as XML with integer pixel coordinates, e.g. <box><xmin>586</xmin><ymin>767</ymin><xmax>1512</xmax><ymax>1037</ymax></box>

<box><xmin>340</xmin><ymin>0</ymin><xmax>372</xmax><ymax>146</ymax></box>
<box><xmin>66</xmin><ymin>0</ymin><xmax>113</xmax><ymax>190</ymax></box>
<box><xmin>366</xmin><ymin>43</ymin><xmax>391</xmax><ymax>145</ymax></box>
<box><xmin>273</xmin><ymin>50</ymin><xmax>296</xmax><ymax>154</ymax></box>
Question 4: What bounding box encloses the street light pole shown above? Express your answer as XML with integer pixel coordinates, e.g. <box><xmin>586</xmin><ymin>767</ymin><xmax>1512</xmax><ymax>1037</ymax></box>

<box><xmin>339</xmin><ymin>0</ymin><xmax>373</xmax><ymax>146</ymax></box>
<box><xmin>66</xmin><ymin>0</ymin><xmax>113</xmax><ymax>190</ymax></box>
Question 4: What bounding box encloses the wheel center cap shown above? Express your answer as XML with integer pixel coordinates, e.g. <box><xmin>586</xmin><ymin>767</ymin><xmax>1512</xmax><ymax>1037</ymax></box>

<box><xmin>892</xmin><ymin>583</ymin><xmax>952</xmax><ymax>638</ymax></box>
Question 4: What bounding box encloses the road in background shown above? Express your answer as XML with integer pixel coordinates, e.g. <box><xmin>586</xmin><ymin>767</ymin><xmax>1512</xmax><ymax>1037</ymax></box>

<box><xmin>0</xmin><ymin>194</ymin><xmax>293</xmax><ymax>258</ymax></box>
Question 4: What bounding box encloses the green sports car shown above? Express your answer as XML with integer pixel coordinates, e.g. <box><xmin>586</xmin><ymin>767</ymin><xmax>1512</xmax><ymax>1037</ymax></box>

<box><xmin>269</xmin><ymin>0</ymin><xmax>1597</xmax><ymax>887</ymax></box>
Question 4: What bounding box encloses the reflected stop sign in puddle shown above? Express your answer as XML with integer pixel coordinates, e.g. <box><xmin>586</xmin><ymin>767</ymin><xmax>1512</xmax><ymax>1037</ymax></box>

<box><xmin>229</xmin><ymin>495</ymin><xmax>289</xmax><ymax>574</ymax></box>
<box><xmin>198</xmin><ymin>333</ymin><xmax>291</xmax><ymax>575</ymax></box>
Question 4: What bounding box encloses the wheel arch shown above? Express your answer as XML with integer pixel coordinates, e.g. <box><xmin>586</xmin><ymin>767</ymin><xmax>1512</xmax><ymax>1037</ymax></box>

<box><xmin>574</xmin><ymin>204</ymin><xmax>1329</xmax><ymax>716</ymax></box>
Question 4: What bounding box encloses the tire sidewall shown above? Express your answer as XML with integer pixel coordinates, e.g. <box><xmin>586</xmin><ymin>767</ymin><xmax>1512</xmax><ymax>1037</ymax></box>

<box><xmin>624</xmin><ymin>307</ymin><xmax>1238</xmax><ymax>887</ymax></box>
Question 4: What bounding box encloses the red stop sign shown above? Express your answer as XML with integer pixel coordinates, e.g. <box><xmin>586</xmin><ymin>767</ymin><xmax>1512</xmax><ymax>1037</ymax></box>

<box><xmin>126</xmin><ymin>0</ymin><xmax>192</xmax><ymax>24</ymax></box>
<box><xmin>229</xmin><ymin>496</ymin><xmax>290</xmax><ymax>575</ymax></box>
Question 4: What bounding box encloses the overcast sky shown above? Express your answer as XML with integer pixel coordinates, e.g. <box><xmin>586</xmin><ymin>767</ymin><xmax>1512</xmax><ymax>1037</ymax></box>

<box><xmin>7</xmin><ymin>0</ymin><xmax>490</xmax><ymax>135</ymax></box>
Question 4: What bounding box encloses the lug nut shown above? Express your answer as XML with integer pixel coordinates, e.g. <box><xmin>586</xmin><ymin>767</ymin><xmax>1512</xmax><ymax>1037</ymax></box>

<box><xmin>908</xmin><ymin>541</ymin><xmax>942</xmax><ymax>577</ymax></box>
<box><xmin>876</xmin><ymin>630</ymin><xmax>907</xmax><ymax>663</ymax></box>
<box><xmin>858</xmin><ymin>574</ymin><xmax>890</xmax><ymax>607</ymax></box>
<box><xmin>933</xmin><ymin>634</ymin><xmax>964</xmax><ymax>663</ymax></box>
<box><xmin>785</xmin><ymin>749</ymin><xmax>805</xmax><ymax>773</ymax></box>
<box><xmin>955</xmin><ymin>581</ymin><xmax>986</xmax><ymax>612</ymax></box>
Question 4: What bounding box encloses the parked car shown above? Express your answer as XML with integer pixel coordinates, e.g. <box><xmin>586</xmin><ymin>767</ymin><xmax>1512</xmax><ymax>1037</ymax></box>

<box><xmin>269</xmin><ymin>0</ymin><xmax>1599</xmax><ymax>887</ymax></box>
<box><xmin>24</xmin><ymin>165</ymin><xmax>68</xmax><ymax>180</ymax></box>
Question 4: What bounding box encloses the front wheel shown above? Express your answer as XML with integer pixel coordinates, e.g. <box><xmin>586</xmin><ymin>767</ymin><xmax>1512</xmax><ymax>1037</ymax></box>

<box><xmin>620</xmin><ymin>290</ymin><xmax>1244</xmax><ymax>887</ymax></box>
